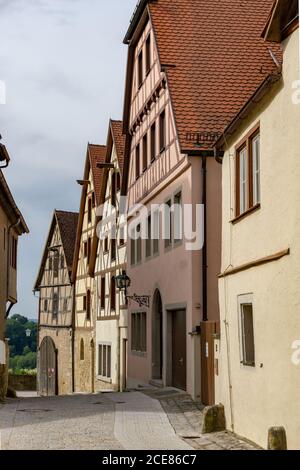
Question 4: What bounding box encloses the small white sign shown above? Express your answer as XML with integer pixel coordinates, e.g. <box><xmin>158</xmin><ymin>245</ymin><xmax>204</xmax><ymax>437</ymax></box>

<box><xmin>0</xmin><ymin>340</ymin><xmax>6</xmax><ymax>365</ymax></box>
<box><xmin>205</xmin><ymin>342</ymin><xmax>209</xmax><ymax>358</ymax></box>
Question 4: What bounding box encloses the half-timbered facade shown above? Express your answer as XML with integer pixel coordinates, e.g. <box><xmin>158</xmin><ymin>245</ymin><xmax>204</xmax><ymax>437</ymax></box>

<box><xmin>89</xmin><ymin>120</ymin><xmax>126</xmax><ymax>392</ymax></box>
<box><xmin>72</xmin><ymin>144</ymin><xmax>106</xmax><ymax>393</ymax></box>
<box><xmin>122</xmin><ymin>0</ymin><xmax>280</xmax><ymax>401</ymax></box>
<box><xmin>0</xmin><ymin>148</ymin><xmax>29</xmax><ymax>400</ymax></box>
<box><xmin>34</xmin><ymin>210</ymin><xmax>78</xmax><ymax>396</ymax></box>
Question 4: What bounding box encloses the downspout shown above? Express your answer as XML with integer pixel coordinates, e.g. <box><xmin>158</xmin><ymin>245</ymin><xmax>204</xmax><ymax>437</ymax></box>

<box><xmin>71</xmin><ymin>280</ymin><xmax>76</xmax><ymax>393</ymax></box>
<box><xmin>201</xmin><ymin>155</ymin><xmax>208</xmax><ymax>322</ymax></box>
<box><xmin>6</xmin><ymin>218</ymin><xmax>21</xmax><ymax>318</ymax></box>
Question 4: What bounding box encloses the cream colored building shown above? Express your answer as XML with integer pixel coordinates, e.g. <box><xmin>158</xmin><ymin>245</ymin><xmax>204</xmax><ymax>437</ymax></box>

<box><xmin>89</xmin><ymin>120</ymin><xmax>127</xmax><ymax>392</ymax></box>
<box><xmin>72</xmin><ymin>143</ymin><xmax>106</xmax><ymax>393</ymax></box>
<box><xmin>0</xmin><ymin>145</ymin><xmax>29</xmax><ymax>400</ymax></box>
<box><xmin>34</xmin><ymin>210</ymin><xmax>78</xmax><ymax>396</ymax></box>
<box><xmin>215</xmin><ymin>0</ymin><xmax>300</xmax><ymax>449</ymax></box>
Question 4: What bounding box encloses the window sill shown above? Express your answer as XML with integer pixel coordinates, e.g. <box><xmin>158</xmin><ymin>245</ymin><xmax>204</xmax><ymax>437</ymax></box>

<box><xmin>97</xmin><ymin>376</ymin><xmax>112</xmax><ymax>384</ymax></box>
<box><xmin>241</xmin><ymin>361</ymin><xmax>255</xmax><ymax>368</ymax></box>
<box><xmin>131</xmin><ymin>350</ymin><xmax>147</xmax><ymax>358</ymax></box>
<box><xmin>231</xmin><ymin>203</ymin><xmax>260</xmax><ymax>225</ymax></box>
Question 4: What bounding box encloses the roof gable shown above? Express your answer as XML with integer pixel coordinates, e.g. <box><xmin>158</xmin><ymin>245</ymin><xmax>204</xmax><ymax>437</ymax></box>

<box><xmin>71</xmin><ymin>143</ymin><xmax>106</xmax><ymax>282</ymax></box>
<box><xmin>34</xmin><ymin>210</ymin><xmax>78</xmax><ymax>290</ymax></box>
<box><xmin>123</xmin><ymin>0</ymin><xmax>282</xmax><ymax>153</ymax></box>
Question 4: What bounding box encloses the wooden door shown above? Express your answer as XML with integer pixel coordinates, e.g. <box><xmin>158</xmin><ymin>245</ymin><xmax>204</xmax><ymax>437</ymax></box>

<box><xmin>39</xmin><ymin>337</ymin><xmax>57</xmax><ymax>396</ymax></box>
<box><xmin>172</xmin><ymin>310</ymin><xmax>186</xmax><ymax>390</ymax></box>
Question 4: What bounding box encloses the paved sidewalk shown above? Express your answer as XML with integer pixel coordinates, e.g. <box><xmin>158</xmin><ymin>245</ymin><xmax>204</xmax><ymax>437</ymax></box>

<box><xmin>142</xmin><ymin>388</ymin><xmax>259</xmax><ymax>450</ymax></box>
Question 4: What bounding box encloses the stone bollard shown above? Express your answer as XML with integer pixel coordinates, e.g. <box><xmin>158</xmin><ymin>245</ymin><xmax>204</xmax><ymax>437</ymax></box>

<box><xmin>202</xmin><ymin>404</ymin><xmax>226</xmax><ymax>434</ymax></box>
<box><xmin>268</xmin><ymin>427</ymin><xmax>287</xmax><ymax>450</ymax></box>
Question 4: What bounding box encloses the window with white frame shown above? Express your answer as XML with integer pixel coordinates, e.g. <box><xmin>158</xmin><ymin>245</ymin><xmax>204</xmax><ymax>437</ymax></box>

<box><xmin>235</xmin><ymin>126</ymin><xmax>260</xmax><ymax>217</ymax></box>
<box><xmin>98</xmin><ymin>343</ymin><xmax>111</xmax><ymax>378</ymax></box>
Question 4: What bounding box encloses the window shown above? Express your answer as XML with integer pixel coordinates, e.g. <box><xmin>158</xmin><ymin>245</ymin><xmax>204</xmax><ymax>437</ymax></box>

<box><xmin>164</xmin><ymin>200</ymin><xmax>172</xmax><ymax>248</ymax></box>
<box><xmin>86</xmin><ymin>289</ymin><xmax>91</xmax><ymax>320</ymax></box>
<box><xmin>53</xmin><ymin>292</ymin><xmax>59</xmax><ymax>316</ymax></box>
<box><xmin>151</xmin><ymin>123</ymin><xmax>156</xmax><ymax>162</ymax></box>
<box><xmin>135</xmin><ymin>144</ymin><xmax>140</xmax><ymax>180</ymax></box>
<box><xmin>110</xmin><ymin>275</ymin><xmax>116</xmax><ymax>311</ymax></box>
<box><xmin>53</xmin><ymin>251</ymin><xmax>59</xmax><ymax>277</ymax></box>
<box><xmin>98</xmin><ymin>344</ymin><xmax>111</xmax><ymax>378</ymax></box>
<box><xmin>131</xmin><ymin>312</ymin><xmax>147</xmax><ymax>352</ymax></box>
<box><xmin>145</xmin><ymin>34</ymin><xmax>151</xmax><ymax>74</ymax></box>
<box><xmin>138</xmin><ymin>49</ymin><xmax>143</xmax><ymax>88</ymax></box>
<box><xmin>111</xmin><ymin>238</ymin><xmax>116</xmax><ymax>262</ymax></box>
<box><xmin>159</xmin><ymin>110</ymin><xmax>166</xmax><ymax>152</ymax></box>
<box><xmin>111</xmin><ymin>172</ymin><xmax>116</xmax><ymax>207</ymax></box>
<box><xmin>49</xmin><ymin>256</ymin><xmax>52</xmax><ymax>270</ymax></box>
<box><xmin>174</xmin><ymin>191</ymin><xmax>183</xmax><ymax>243</ymax></box>
<box><xmin>83</xmin><ymin>241</ymin><xmax>88</xmax><ymax>258</ymax></box>
<box><xmin>44</xmin><ymin>299</ymin><xmax>48</xmax><ymax>312</ymax></box>
<box><xmin>240</xmin><ymin>303</ymin><xmax>255</xmax><ymax>367</ymax></box>
<box><xmin>63</xmin><ymin>298</ymin><xmax>68</xmax><ymax>312</ymax></box>
<box><xmin>10</xmin><ymin>236</ymin><xmax>17</xmax><ymax>269</ymax></box>
<box><xmin>80</xmin><ymin>338</ymin><xmax>84</xmax><ymax>361</ymax></box>
<box><xmin>100</xmin><ymin>276</ymin><xmax>105</xmax><ymax>309</ymax></box>
<box><xmin>146</xmin><ymin>214</ymin><xmax>152</xmax><ymax>258</ymax></box>
<box><xmin>131</xmin><ymin>235</ymin><xmax>136</xmax><ymax>266</ymax></box>
<box><xmin>60</xmin><ymin>255</ymin><xmax>64</xmax><ymax>269</ymax></box>
<box><xmin>88</xmin><ymin>197</ymin><xmax>92</xmax><ymax>223</ymax></box>
<box><xmin>143</xmin><ymin>134</ymin><xmax>148</xmax><ymax>172</ymax></box>
<box><xmin>91</xmin><ymin>192</ymin><xmax>95</xmax><ymax>208</ymax></box>
<box><xmin>104</xmin><ymin>237</ymin><xmax>108</xmax><ymax>252</ymax></box>
<box><xmin>236</xmin><ymin>127</ymin><xmax>260</xmax><ymax>217</ymax></box>
<box><xmin>252</xmin><ymin>134</ymin><xmax>260</xmax><ymax>206</ymax></box>
<box><xmin>116</xmin><ymin>173</ymin><xmax>121</xmax><ymax>193</ymax></box>
<box><xmin>83</xmin><ymin>295</ymin><xmax>87</xmax><ymax>311</ymax></box>
<box><xmin>87</xmin><ymin>237</ymin><xmax>92</xmax><ymax>263</ymax></box>
<box><xmin>153</xmin><ymin>209</ymin><xmax>160</xmax><ymax>255</ymax></box>
<box><xmin>136</xmin><ymin>224</ymin><xmax>142</xmax><ymax>263</ymax></box>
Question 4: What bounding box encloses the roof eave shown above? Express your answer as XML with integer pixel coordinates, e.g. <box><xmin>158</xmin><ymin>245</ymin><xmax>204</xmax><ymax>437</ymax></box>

<box><xmin>215</xmin><ymin>70</ymin><xmax>282</xmax><ymax>150</ymax></box>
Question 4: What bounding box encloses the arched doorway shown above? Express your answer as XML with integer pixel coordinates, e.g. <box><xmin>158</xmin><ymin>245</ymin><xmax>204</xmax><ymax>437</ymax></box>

<box><xmin>152</xmin><ymin>289</ymin><xmax>163</xmax><ymax>381</ymax></box>
<box><xmin>39</xmin><ymin>336</ymin><xmax>57</xmax><ymax>396</ymax></box>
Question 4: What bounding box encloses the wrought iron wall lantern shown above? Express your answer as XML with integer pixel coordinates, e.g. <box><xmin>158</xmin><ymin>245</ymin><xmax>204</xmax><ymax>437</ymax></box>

<box><xmin>115</xmin><ymin>273</ymin><xmax>150</xmax><ymax>308</ymax></box>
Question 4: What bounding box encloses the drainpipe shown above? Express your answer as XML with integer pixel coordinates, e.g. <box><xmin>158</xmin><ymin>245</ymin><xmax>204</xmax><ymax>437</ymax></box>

<box><xmin>71</xmin><ymin>282</ymin><xmax>76</xmax><ymax>393</ymax></box>
<box><xmin>6</xmin><ymin>218</ymin><xmax>21</xmax><ymax>318</ymax></box>
<box><xmin>201</xmin><ymin>156</ymin><xmax>208</xmax><ymax>322</ymax></box>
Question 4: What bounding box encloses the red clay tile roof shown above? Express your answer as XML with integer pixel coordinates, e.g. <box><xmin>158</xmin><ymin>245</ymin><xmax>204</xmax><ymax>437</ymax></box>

<box><xmin>55</xmin><ymin>210</ymin><xmax>79</xmax><ymax>271</ymax></box>
<box><xmin>125</xmin><ymin>0</ymin><xmax>282</xmax><ymax>152</ymax></box>
<box><xmin>110</xmin><ymin>120</ymin><xmax>126</xmax><ymax>174</ymax></box>
<box><xmin>88</xmin><ymin>144</ymin><xmax>106</xmax><ymax>205</ymax></box>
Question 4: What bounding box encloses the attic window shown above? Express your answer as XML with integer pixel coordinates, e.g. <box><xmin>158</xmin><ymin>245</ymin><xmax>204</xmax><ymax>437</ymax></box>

<box><xmin>88</xmin><ymin>197</ymin><xmax>92</xmax><ymax>223</ymax></box>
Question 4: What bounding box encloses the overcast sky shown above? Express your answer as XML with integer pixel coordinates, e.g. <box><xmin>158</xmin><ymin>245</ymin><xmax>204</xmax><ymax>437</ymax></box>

<box><xmin>0</xmin><ymin>0</ymin><xmax>137</xmax><ymax>319</ymax></box>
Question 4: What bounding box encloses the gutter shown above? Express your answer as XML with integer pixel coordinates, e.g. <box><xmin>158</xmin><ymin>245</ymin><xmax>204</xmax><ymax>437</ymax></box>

<box><xmin>214</xmin><ymin>70</ymin><xmax>282</xmax><ymax>156</ymax></box>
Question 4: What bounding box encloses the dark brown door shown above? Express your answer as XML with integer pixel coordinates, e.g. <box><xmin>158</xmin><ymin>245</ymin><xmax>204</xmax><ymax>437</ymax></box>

<box><xmin>201</xmin><ymin>321</ymin><xmax>218</xmax><ymax>405</ymax></box>
<box><xmin>172</xmin><ymin>310</ymin><xmax>186</xmax><ymax>390</ymax></box>
<box><xmin>39</xmin><ymin>337</ymin><xmax>57</xmax><ymax>396</ymax></box>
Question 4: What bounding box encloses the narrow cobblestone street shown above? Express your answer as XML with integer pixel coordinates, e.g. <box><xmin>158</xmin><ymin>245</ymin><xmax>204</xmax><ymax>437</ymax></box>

<box><xmin>0</xmin><ymin>390</ymin><xmax>258</xmax><ymax>450</ymax></box>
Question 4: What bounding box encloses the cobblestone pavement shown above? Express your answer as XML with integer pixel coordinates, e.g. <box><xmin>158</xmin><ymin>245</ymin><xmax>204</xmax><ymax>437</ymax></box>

<box><xmin>0</xmin><ymin>392</ymin><xmax>191</xmax><ymax>450</ymax></box>
<box><xmin>0</xmin><ymin>390</ymin><xmax>259</xmax><ymax>450</ymax></box>
<box><xmin>141</xmin><ymin>388</ymin><xmax>260</xmax><ymax>450</ymax></box>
